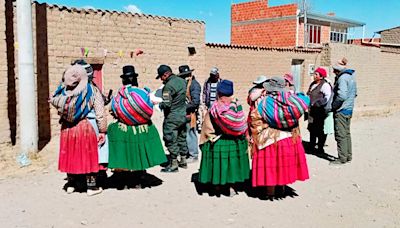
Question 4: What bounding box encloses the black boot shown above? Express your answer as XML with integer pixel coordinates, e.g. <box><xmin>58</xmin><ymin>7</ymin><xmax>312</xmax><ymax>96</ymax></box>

<box><xmin>161</xmin><ymin>159</ymin><xmax>179</xmax><ymax>173</ymax></box>
<box><xmin>178</xmin><ymin>156</ymin><xmax>188</xmax><ymax>169</ymax></box>
<box><xmin>97</xmin><ymin>170</ymin><xmax>108</xmax><ymax>189</ymax></box>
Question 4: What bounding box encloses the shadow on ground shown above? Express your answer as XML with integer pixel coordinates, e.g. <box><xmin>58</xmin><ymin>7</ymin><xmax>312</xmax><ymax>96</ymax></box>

<box><xmin>191</xmin><ymin>172</ymin><xmax>299</xmax><ymax>201</ymax></box>
<box><xmin>302</xmin><ymin>140</ymin><xmax>336</xmax><ymax>162</ymax></box>
<box><xmin>62</xmin><ymin>171</ymin><xmax>163</xmax><ymax>193</ymax></box>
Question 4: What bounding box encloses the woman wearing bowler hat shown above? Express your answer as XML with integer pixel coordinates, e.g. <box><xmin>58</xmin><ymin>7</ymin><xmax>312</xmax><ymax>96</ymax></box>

<box><xmin>50</xmin><ymin>65</ymin><xmax>107</xmax><ymax>196</ymax></box>
<box><xmin>198</xmin><ymin>79</ymin><xmax>250</xmax><ymax>196</ymax></box>
<box><xmin>250</xmin><ymin>77</ymin><xmax>309</xmax><ymax>199</ymax></box>
<box><xmin>107</xmin><ymin>65</ymin><xmax>167</xmax><ymax>189</ymax></box>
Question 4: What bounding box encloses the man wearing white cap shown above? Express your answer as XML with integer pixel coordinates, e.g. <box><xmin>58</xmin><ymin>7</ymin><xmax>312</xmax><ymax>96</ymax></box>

<box><xmin>202</xmin><ymin>67</ymin><xmax>222</xmax><ymax>109</ymax></box>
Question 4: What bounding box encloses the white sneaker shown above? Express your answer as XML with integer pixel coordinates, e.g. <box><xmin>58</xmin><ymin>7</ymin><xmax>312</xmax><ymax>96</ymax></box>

<box><xmin>87</xmin><ymin>187</ymin><xmax>103</xmax><ymax>196</ymax></box>
<box><xmin>66</xmin><ymin>187</ymin><xmax>75</xmax><ymax>194</ymax></box>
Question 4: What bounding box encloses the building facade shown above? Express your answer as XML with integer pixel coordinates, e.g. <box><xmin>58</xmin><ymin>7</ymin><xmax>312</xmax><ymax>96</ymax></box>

<box><xmin>231</xmin><ymin>0</ymin><xmax>365</xmax><ymax>47</ymax></box>
<box><xmin>377</xmin><ymin>26</ymin><xmax>400</xmax><ymax>54</ymax></box>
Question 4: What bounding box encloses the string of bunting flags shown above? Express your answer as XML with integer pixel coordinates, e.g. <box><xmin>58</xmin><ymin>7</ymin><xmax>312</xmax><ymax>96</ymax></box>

<box><xmin>80</xmin><ymin>47</ymin><xmax>144</xmax><ymax>58</ymax></box>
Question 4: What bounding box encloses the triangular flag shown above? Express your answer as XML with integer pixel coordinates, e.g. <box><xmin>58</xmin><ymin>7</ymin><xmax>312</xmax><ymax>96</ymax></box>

<box><xmin>84</xmin><ymin>48</ymin><xmax>89</xmax><ymax>57</ymax></box>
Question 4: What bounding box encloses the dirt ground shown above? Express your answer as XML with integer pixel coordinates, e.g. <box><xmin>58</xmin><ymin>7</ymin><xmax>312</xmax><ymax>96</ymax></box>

<box><xmin>0</xmin><ymin>112</ymin><xmax>399</xmax><ymax>228</ymax></box>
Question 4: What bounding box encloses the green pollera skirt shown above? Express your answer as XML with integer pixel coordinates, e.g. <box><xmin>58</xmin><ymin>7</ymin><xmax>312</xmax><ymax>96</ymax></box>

<box><xmin>198</xmin><ymin>136</ymin><xmax>250</xmax><ymax>185</ymax></box>
<box><xmin>108</xmin><ymin>122</ymin><xmax>167</xmax><ymax>170</ymax></box>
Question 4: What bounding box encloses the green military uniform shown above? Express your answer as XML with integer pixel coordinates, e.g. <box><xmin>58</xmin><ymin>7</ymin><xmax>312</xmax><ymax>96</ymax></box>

<box><xmin>159</xmin><ymin>75</ymin><xmax>188</xmax><ymax>161</ymax></box>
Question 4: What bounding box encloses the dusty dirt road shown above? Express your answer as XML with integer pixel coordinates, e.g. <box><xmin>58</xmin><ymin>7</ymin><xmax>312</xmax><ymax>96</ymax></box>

<box><xmin>0</xmin><ymin>112</ymin><xmax>399</xmax><ymax>228</ymax></box>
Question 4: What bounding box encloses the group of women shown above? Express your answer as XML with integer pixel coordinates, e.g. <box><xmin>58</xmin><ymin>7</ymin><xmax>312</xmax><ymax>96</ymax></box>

<box><xmin>50</xmin><ymin>63</ymin><xmax>166</xmax><ymax>196</ymax></box>
<box><xmin>50</xmin><ymin>62</ymin><xmax>311</xmax><ymax>198</ymax></box>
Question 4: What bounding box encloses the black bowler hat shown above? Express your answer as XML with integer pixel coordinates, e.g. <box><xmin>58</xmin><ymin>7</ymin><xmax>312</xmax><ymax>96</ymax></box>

<box><xmin>177</xmin><ymin>65</ymin><xmax>194</xmax><ymax>77</ymax></box>
<box><xmin>121</xmin><ymin>65</ymin><xmax>138</xmax><ymax>78</ymax></box>
<box><xmin>156</xmin><ymin>65</ymin><xmax>172</xmax><ymax>79</ymax></box>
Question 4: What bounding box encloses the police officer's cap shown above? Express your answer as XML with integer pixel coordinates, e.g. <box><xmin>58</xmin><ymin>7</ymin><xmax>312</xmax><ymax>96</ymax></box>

<box><xmin>156</xmin><ymin>65</ymin><xmax>172</xmax><ymax>79</ymax></box>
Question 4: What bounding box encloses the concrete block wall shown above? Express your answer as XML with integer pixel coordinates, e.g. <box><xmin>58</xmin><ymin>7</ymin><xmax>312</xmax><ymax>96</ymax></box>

<box><xmin>231</xmin><ymin>0</ymin><xmax>298</xmax><ymax>47</ymax></box>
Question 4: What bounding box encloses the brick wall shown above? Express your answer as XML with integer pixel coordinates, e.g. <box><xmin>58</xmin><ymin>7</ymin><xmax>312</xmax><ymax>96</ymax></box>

<box><xmin>381</xmin><ymin>27</ymin><xmax>400</xmax><ymax>44</ymax></box>
<box><xmin>1</xmin><ymin>2</ymin><xmax>206</xmax><ymax>145</ymax></box>
<box><xmin>205</xmin><ymin>44</ymin><xmax>322</xmax><ymax>112</ymax></box>
<box><xmin>330</xmin><ymin>43</ymin><xmax>400</xmax><ymax>114</ymax></box>
<box><xmin>380</xmin><ymin>27</ymin><xmax>400</xmax><ymax>54</ymax></box>
<box><xmin>0</xmin><ymin>0</ymin><xmax>8</xmax><ymax>144</ymax></box>
<box><xmin>231</xmin><ymin>0</ymin><xmax>298</xmax><ymax>47</ymax></box>
<box><xmin>1</xmin><ymin>2</ymin><xmax>400</xmax><ymax>147</ymax></box>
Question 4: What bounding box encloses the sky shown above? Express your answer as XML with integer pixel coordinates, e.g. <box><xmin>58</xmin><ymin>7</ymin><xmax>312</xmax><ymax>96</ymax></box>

<box><xmin>36</xmin><ymin>0</ymin><xmax>400</xmax><ymax>43</ymax></box>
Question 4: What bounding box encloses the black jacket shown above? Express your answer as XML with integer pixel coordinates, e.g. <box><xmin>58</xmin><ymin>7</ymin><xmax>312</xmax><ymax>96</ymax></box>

<box><xmin>186</xmin><ymin>76</ymin><xmax>201</xmax><ymax>114</ymax></box>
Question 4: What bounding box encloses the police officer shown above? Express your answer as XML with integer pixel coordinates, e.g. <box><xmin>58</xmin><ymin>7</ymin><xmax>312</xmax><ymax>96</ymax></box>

<box><xmin>156</xmin><ymin>65</ymin><xmax>188</xmax><ymax>172</ymax></box>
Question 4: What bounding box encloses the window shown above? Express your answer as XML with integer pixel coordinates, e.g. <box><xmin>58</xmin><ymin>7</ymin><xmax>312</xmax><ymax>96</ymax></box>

<box><xmin>306</xmin><ymin>24</ymin><xmax>321</xmax><ymax>44</ymax></box>
<box><xmin>330</xmin><ymin>27</ymin><xmax>348</xmax><ymax>43</ymax></box>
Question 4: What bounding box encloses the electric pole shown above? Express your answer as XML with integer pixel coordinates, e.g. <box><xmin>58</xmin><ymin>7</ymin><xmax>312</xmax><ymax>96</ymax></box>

<box><xmin>16</xmin><ymin>0</ymin><xmax>38</xmax><ymax>166</ymax></box>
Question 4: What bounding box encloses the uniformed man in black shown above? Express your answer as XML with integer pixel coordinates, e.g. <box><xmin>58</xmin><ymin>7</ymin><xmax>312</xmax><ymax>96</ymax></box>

<box><xmin>156</xmin><ymin>65</ymin><xmax>188</xmax><ymax>172</ymax></box>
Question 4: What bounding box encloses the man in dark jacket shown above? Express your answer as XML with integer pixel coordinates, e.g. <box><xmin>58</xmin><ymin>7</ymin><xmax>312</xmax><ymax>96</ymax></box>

<box><xmin>202</xmin><ymin>67</ymin><xmax>222</xmax><ymax>109</ymax></box>
<box><xmin>330</xmin><ymin>58</ymin><xmax>357</xmax><ymax>165</ymax></box>
<box><xmin>156</xmin><ymin>65</ymin><xmax>188</xmax><ymax>172</ymax></box>
<box><xmin>177</xmin><ymin>65</ymin><xmax>201</xmax><ymax>163</ymax></box>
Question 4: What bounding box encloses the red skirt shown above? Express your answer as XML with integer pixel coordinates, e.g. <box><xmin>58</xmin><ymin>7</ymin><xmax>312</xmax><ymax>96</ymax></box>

<box><xmin>252</xmin><ymin>136</ymin><xmax>309</xmax><ymax>187</ymax></box>
<box><xmin>58</xmin><ymin>119</ymin><xmax>100</xmax><ymax>174</ymax></box>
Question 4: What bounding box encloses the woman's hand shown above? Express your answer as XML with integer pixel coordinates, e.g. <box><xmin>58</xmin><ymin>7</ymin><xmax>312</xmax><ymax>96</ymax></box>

<box><xmin>98</xmin><ymin>133</ymin><xmax>106</xmax><ymax>146</ymax></box>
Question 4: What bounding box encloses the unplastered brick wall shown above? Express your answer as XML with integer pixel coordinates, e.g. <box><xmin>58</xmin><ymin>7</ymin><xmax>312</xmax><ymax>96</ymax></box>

<box><xmin>329</xmin><ymin>43</ymin><xmax>400</xmax><ymax>114</ymax></box>
<box><xmin>42</xmin><ymin>4</ymin><xmax>206</xmax><ymax>136</ymax></box>
<box><xmin>0</xmin><ymin>0</ymin><xmax>16</xmax><ymax>145</ymax></box>
<box><xmin>205</xmin><ymin>44</ymin><xmax>322</xmax><ymax>113</ymax></box>
<box><xmin>231</xmin><ymin>0</ymin><xmax>298</xmax><ymax>47</ymax></box>
<box><xmin>3</xmin><ymin>2</ymin><xmax>206</xmax><ymax>145</ymax></box>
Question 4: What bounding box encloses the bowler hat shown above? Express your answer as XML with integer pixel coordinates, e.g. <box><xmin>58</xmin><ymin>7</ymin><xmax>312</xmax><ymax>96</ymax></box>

<box><xmin>156</xmin><ymin>65</ymin><xmax>172</xmax><ymax>79</ymax></box>
<box><xmin>177</xmin><ymin>65</ymin><xmax>194</xmax><ymax>77</ymax></box>
<box><xmin>253</xmin><ymin>75</ymin><xmax>268</xmax><ymax>85</ymax></box>
<box><xmin>263</xmin><ymin>76</ymin><xmax>287</xmax><ymax>92</ymax></box>
<box><xmin>217</xmin><ymin>79</ymin><xmax>234</xmax><ymax>97</ymax></box>
<box><xmin>121</xmin><ymin>65</ymin><xmax>138</xmax><ymax>78</ymax></box>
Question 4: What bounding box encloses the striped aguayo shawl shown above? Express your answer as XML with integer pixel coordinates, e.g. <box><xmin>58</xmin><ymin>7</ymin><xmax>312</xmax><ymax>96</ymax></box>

<box><xmin>111</xmin><ymin>85</ymin><xmax>154</xmax><ymax>126</ymax></box>
<box><xmin>51</xmin><ymin>83</ymin><xmax>95</xmax><ymax>123</ymax></box>
<box><xmin>209</xmin><ymin>99</ymin><xmax>247</xmax><ymax>136</ymax></box>
<box><xmin>258</xmin><ymin>91</ymin><xmax>310</xmax><ymax>130</ymax></box>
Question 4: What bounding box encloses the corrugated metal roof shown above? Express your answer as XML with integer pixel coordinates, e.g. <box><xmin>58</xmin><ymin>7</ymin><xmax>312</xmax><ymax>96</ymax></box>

<box><xmin>32</xmin><ymin>1</ymin><xmax>205</xmax><ymax>24</ymax></box>
<box><xmin>206</xmin><ymin>43</ymin><xmax>322</xmax><ymax>52</ymax></box>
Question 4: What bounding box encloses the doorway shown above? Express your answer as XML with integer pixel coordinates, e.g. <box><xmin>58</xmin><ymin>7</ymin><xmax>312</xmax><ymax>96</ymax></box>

<box><xmin>291</xmin><ymin>59</ymin><xmax>304</xmax><ymax>92</ymax></box>
<box><xmin>92</xmin><ymin>64</ymin><xmax>103</xmax><ymax>92</ymax></box>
